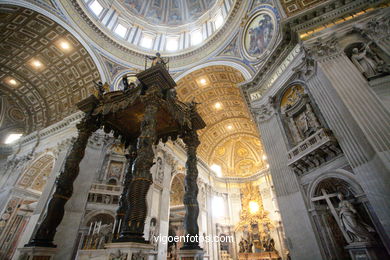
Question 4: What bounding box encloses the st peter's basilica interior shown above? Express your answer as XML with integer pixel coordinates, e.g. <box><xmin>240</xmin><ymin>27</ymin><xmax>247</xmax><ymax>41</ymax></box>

<box><xmin>0</xmin><ymin>0</ymin><xmax>389</xmax><ymax>260</ymax></box>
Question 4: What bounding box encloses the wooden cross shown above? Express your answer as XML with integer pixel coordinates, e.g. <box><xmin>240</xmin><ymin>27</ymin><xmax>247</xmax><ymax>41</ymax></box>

<box><xmin>311</xmin><ymin>189</ymin><xmax>351</xmax><ymax>243</ymax></box>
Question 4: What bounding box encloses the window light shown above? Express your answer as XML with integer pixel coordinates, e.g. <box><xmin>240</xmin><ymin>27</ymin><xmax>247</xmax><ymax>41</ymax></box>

<box><xmin>114</xmin><ymin>24</ymin><xmax>127</xmax><ymax>38</ymax></box>
<box><xmin>191</xmin><ymin>30</ymin><xmax>203</xmax><ymax>46</ymax></box>
<box><xmin>140</xmin><ymin>35</ymin><xmax>154</xmax><ymax>49</ymax></box>
<box><xmin>166</xmin><ymin>38</ymin><xmax>179</xmax><ymax>51</ymax></box>
<box><xmin>211</xmin><ymin>164</ymin><xmax>222</xmax><ymax>177</ymax></box>
<box><xmin>5</xmin><ymin>133</ymin><xmax>23</xmax><ymax>144</ymax></box>
<box><xmin>90</xmin><ymin>0</ymin><xmax>103</xmax><ymax>16</ymax></box>
<box><xmin>215</xmin><ymin>13</ymin><xmax>224</xmax><ymax>29</ymax></box>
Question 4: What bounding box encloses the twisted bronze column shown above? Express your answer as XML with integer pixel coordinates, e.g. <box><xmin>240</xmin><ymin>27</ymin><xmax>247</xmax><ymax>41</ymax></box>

<box><xmin>181</xmin><ymin>129</ymin><xmax>202</xmax><ymax>250</ymax></box>
<box><xmin>118</xmin><ymin>85</ymin><xmax>160</xmax><ymax>243</ymax></box>
<box><xmin>113</xmin><ymin>142</ymin><xmax>137</xmax><ymax>239</ymax></box>
<box><xmin>26</xmin><ymin>115</ymin><xmax>99</xmax><ymax>247</ymax></box>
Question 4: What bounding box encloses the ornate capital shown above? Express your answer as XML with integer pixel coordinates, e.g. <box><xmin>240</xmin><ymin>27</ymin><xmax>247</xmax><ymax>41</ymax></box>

<box><xmin>305</xmin><ymin>35</ymin><xmax>342</xmax><ymax>61</ymax></box>
<box><xmin>251</xmin><ymin>97</ymin><xmax>276</xmax><ymax>123</ymax></box>
<box><xmin>293</xmin><ymin>48</ymin><xmax>317</xmax><ymax>80</ymax></box>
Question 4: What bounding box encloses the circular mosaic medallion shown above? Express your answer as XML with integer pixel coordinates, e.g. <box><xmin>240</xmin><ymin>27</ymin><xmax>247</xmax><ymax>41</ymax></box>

<box><xmin>243</xmin><ymin>11</ymin><xmax>277</xmax><ymax>59</ymax></box>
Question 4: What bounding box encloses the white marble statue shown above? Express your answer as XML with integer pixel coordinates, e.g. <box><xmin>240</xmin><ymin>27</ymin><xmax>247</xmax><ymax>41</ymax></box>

<box><xmin>337</xmin><ymin>193</ymin><xmax>375</xmax><ymax>243</ymax></box>
<box><xmin>350</xmin><ymin>44</ymin><xmax>383</xmax><ymax>78</ymax></box>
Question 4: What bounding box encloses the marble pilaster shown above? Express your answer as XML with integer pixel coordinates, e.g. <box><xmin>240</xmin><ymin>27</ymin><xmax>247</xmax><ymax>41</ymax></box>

<box><xmin>252</xmin><ymin>101</ymin><xmax>324</xmax><ymax>260</ymax></box>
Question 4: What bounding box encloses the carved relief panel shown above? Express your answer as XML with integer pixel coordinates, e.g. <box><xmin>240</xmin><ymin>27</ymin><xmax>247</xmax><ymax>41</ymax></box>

<box><xmin>279</xmin><ymin>84</ymin><xmax>341</xmax><ymax>175</ymax></box>
<box><xmin>280</xmin><ymin>84</ymin><xmax>322</xmax><ymax>146</ymax></box>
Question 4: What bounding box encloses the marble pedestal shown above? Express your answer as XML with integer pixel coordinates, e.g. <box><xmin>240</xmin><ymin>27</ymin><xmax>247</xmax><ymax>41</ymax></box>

<box><xmin>177</xmin><ymin>249</ymin><xmax>204</xmax><ymax>260</ymax></box>
<box><xmin>17</xmin><ymin>246</ymin><xmax>58</xmax><ymax>260</ymax></box>
<box><xmin>345</xmin><ymin>242</ymin><xmax>382</xmax><ymax>260</ymax></box>
<box><xmin>76</xmin><ymin>242</ymin><xmax>157</xmax><ymax>260</ymax></box>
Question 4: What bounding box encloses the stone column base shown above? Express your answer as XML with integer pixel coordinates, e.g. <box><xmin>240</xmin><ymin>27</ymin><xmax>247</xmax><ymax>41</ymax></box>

<box><xmin>178</xmin><ymin>249</ymin><xmax>204</xmax><ymax>260</ymax></box>
<box><xmin>17</xmin><ymin>246</ymin><xmax>58</xmax><ymax>260</ymax></box>
<box><xmin>76</xmin><ymin>242</ymin><xmax>157</xmax><ymax>260</ymax></box>
<box><xmin>345</xmin><ymin>242</ymin><xmax>382</xmax><ymax>260</ymax></box>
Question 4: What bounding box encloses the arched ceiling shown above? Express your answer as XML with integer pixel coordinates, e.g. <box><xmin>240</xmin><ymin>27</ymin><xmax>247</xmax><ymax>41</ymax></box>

<box><xmin>119</xmin><ymin>0</ymin><xmax>218</xmax><ymax>26</ymax></box>
<box><xmin>176</xmin><ymin>65</ymin><xmax>266</xmax><ymax>177</ymax></box>
<box><xmin>0</xmin><ymin>5</ymin><xmax>101</xmax><ymax>143</ymax></box>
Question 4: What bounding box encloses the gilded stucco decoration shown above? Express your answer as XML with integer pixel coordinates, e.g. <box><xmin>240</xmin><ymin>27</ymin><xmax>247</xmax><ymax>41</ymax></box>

<box><xmin>110</xmin><ymin>143</ymin><xmax>126</xmax><ymax>155</ymax></box>
<box><xmin>176</xmin><ymin>65</ymin><xmax>266</xmax><ymax>177</ymax></box>
<box><xmin>0</xmin><ymin>5</ymin><xmax>101</xmax><ymax>135</ymax></box>
<box><xmin>211</xmin><ymin>136</ymin><xmax>264</xmax><ymax>177</ymax></box>
<box><xmin>236</xmin><ymin>182</ymin><xmax>273</xmax><ymax>251</ymax></box>
<box><xmin>17</xmin><ymin>154</ymin><xmax>55</xmax><ymax>193</ymax></box>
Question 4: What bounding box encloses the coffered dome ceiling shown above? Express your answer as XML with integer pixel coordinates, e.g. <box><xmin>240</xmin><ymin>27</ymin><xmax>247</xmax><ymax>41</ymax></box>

<box><xmin>0</xmin><ymin>5</ymin><xmax>101</xmax><ymax>143</ymax></box>
<box><xmin>176</xmin><ymin>65</ymin><xmax>266</xmax><ymax>177</ymax></box>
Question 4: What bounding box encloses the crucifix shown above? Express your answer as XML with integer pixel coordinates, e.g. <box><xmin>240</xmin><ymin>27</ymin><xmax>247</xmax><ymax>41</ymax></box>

<box><xmin>311</xmin><ymin>188</ymin><xmax>352</xmax><ymax>244</ymax></box>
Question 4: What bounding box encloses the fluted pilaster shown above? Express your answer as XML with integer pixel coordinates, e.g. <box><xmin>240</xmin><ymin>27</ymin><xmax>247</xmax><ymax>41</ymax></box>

<box><xmin>252</xmin><ymin>101</ymin><xmax>324</xmax><ymax>260</ymax></box>
<box><xmin>301</xmin><ymin>41</ymin><xmax>390</xmax><ymax>239</ymax></box>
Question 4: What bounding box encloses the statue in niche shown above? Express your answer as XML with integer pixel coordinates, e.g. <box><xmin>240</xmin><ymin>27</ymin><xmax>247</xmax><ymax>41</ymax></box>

<box><xmin>149</xmin><ymin>218</ymin><xmax>158</xmax><ymax>250</ymax></box>
<box><xmin>155</xmin><ymin>157</ymin><xmax>164</xmax><ymax>184</ymax></box>
<box><xmin>97</xmin><ymin>223</ymin><xmax>113</xmax><ymax>248</ymax></box>
<box><xmin>350</xmin><ymin>43</ymin><xmax>387</xmax><ymax>78</ymax></box>
<box><xmin>337</xmin><ymin>193</ymin><xmax>375</xmax><ymax>242</ymax></box>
